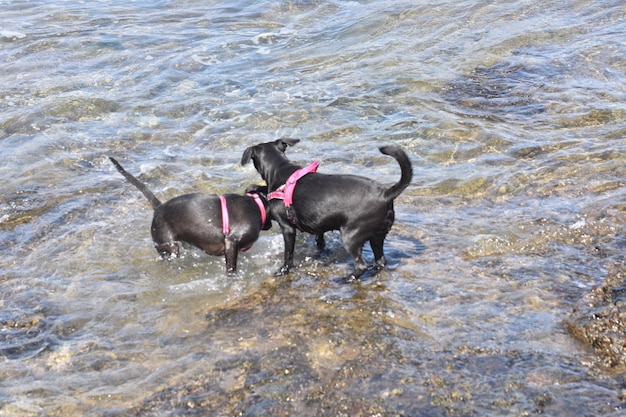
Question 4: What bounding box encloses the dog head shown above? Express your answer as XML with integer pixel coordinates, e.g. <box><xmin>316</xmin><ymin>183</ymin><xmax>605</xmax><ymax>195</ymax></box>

<box><xmin>241</xmin><ymin>138</ymin><xmax>299</xmax><ymax>165</ymax></box>
<box><xmin>241</xmin><ymin>138</ymin><xmax>300</xmax><ymax>182</ymax></box>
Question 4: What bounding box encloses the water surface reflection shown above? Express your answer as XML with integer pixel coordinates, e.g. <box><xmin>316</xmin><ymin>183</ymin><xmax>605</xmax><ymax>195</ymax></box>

<box><xmin>1</xmin><ymin>0</ymin><xmax>625</xmax><ymax>415</ymax></box>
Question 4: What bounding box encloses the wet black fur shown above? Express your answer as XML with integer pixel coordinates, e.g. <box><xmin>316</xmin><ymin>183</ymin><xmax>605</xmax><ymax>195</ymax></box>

<box><xmin>109</xmin><ymin>157</ymin><xmax>270</xmax><ymax>274</ymax></box>
<box><xmin>241</xmin><ymin>139</ymin><xmax>412</xmax><ymax>281</ymax></box>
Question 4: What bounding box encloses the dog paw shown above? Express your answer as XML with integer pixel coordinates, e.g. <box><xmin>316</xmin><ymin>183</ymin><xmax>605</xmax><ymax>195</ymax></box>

<box><xmin>345</xmin><ymin>270</ymin><xmax>366</xmax><ymax>283</ymax></box>
<box><xmin>274</xmin><ymin>265</ymin><xmax>291</xmax><ymax>277</ymax></box>
<box><xmin>345</xmin><ymin>275</ymin><xmax>359</xmax><ymax>284</ymax></box>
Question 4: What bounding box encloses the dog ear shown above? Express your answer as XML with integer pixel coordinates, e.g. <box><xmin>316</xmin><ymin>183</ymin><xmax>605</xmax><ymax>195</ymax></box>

<box><xmin>241</xmin><ymin>146</ymin><xmax>255</xmax><ymax>165</ymax></box>
<box><xmin>274</xmin><ymin>138</ymin><xmax>299</xmax><ymax>152</ymax></box>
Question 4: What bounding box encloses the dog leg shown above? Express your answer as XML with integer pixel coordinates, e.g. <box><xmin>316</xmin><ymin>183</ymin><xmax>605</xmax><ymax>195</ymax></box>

<box><xmin>224</xmin><ymin>239</ymin><xmax>238</xmax><ymax>274</ymax></box>
<box><xmin>152</xmin><ymin>222</ymin><xmax>180</xmax><ymax>259</ymax></box>
<box><xmin>277</xmin><ymin>224</ymin><xmax>297</xmax><ymax>276</ymax></box>
<box><xmin>341</xmin><ymin>229</ymin><xmax>368</xmax><ymax>282</ymax></box>
<box><xmin>315</xmin><ymin>233</ymin><xmax>326</xmax><ymax>257</ymax></box>
<box><xmin>154</xmin><ymin>241</ymin><xmax>180</xmax><ymax>259</ymax></box>
<box><xmin>370</xmin><ymin>234</ymin><xmax>387</xmax><ymax>271</ymax></box>
<box><xmin>346</xmin><ymin>246</ymin><xmax>368</xmax><ymax>282</ymax></box>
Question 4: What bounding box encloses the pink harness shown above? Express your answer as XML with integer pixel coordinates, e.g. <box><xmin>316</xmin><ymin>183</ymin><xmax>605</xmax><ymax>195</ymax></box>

<box><xmin>247</xmin><ymin>193</ymin><xmax>267</xmax><ymax>228</ymax></box>
<box><xmin>219</xmin><ymin>193</ymin><xmax>267</xmax><ymax>236</ymax></box>
<box><xmin>220</xmin><ymin>195</ymin><xmax>231</xmax><ymax>235</ymax></box>
<box><xmin>267</xmin><ymin>161</ymin><xmax>319</xmax><ymax>207</ymax></box>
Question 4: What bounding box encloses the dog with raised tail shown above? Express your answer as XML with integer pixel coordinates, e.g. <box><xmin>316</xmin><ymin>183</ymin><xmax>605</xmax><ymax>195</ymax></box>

<box><xmin>109</xmin><ymin>157</ymin><xmax>271</xmax><ymax>274</ymax></box>
<box><xmin>241</xmin><ymin>139</ymin><xmax>412</xmax><ymax>281</ymax></box>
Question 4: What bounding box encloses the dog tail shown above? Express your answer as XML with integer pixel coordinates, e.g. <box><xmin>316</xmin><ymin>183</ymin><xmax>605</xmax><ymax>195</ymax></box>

<box><xmin>379</xmin><ymin>145</ymin><xmax>413</xmax><ymax>201</ymax></box>
<box><xmin>109</xmin><ymin>157</ymin><xmax>162</xmax><ymax>209</ymax></box>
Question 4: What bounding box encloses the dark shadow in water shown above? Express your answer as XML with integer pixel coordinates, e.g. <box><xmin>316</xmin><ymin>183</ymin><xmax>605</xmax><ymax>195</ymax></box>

<box><xmin>298</xmin><ymin>231</ymin><xmax>426</xmax><ymax>282</ymax></box>
<box><xmin>0</xmin><ymin>288</ymin><xmax>55</xmax><ymax>360</ymax></box>
<box><xmin>440</xmin><ymin>60</ymin><xmax>551</xmax><ymax>122</ymax></box>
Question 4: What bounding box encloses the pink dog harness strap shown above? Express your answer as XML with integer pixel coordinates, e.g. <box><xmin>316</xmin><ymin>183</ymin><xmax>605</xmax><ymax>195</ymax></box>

<box><xmin>219</xmin><ymin>195</ymin><xmax>230</xmax><ymax>235</ymax></box>
<box><xmin>246</xmin><ymin>192</ymin><xmax>267</xmax><ymax>228</ymax></box>
<box><xmin>221</xmin><ymin>194</ymin><xmax>266</xmax><ymax>238</ymax></box>
<box><xmin>267</xmin><ymin>161</ymin><xmax>319</xmax><ymax>207</ymax></box>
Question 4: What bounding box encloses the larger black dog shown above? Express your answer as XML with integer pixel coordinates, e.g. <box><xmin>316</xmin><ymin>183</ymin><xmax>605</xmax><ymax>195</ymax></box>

<box><xmin>241</xmin><ymin>139</ymin><xmax>412</xmax><ymax>280</ymax></box>
<box><xmin>109</xmin><ymin>157</ymin><xmax>270</xmax><ymax>273</ymax></box>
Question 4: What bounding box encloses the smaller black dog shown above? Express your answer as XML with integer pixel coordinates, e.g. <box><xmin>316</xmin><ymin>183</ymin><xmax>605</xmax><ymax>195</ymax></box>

<box><xmin>109</xmin><ymin>157</ymin><xmax>270</xmax><ymax>273</ymax></box>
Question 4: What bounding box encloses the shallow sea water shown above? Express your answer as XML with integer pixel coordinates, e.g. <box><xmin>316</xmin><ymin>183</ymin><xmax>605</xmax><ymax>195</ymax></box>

<box><xmin>1</xmin><ymin>0</ymin><xmax>625</xmax><ymax>415</ymax></box>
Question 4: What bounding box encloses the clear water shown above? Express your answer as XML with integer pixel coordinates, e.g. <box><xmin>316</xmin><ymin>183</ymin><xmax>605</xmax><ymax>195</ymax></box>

<box><xmin>1</xmin><ymin>0</ymin><xmax>624</xmax><ymax>415</ymax></box>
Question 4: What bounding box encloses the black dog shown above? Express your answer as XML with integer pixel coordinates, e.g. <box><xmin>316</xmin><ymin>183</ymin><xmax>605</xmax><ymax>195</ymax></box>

<box><xmin>241</xmin><ymin>139</ymin><xmax>412</xmax><ymax>280</ymax></box>
<box><xmin>109</xmin><ymin>157</ymin><xmax>270</xmax><ymax>273</ymax></box>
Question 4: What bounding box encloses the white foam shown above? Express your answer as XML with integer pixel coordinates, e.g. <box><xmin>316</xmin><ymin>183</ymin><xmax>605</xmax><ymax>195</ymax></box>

<box><xmin>191</xmin><ymin>54</ymin><xmax>221</xmax><ymax>66</ymax></box>
<box><xmin>569</xmin><ymin>217</ymin><xmax>586</xmax><ymax>230</ymax></box>
<box><xmin>252</xmin><ymin>32</ymin><xmax>276</xmax><ymax>45</ymax></box>
<box><xmin>168</xmin><ymin>277</ymin><xmax>222</xmax><ymax>293</ymax></box>
<box><xmin>1</xmin><ymin>30</ymin><xmax>26</xmax><ymax>39</ymax></box>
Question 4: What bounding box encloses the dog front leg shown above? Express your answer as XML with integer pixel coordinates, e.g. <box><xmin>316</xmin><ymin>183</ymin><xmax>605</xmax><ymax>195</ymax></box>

<box><xmin>224</xmin><ymin>239</ymin><xmax>238</xmax><ymax>275</ymax></box>
<box><xmin>277</xmin><ymin>224</ymin><xmax>297</xmax><ymax>276</ymax></box>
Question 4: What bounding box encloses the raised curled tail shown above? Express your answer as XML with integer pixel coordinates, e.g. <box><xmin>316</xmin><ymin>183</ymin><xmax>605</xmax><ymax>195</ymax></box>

<box><xmin>379</xmin><ymin>145</ymin><xmax>413</xmax><ymax>201</ymax></box>
<box><xmin>109</xmin><ymin>157</ymin><xmax>161</xmax><ymax>209</ymax></box>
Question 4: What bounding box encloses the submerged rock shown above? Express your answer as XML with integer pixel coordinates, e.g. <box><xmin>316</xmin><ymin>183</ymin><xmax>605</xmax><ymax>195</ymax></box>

<box><xmin>0</xmin><ymin>296</ymin><xmax>51</xmax><ymax>360</ymax></box>
<box><xmin>126</xmin><ymin>274</ymin><xmax>624</xmax><ymax>416</ymax></box>
<box><xmin>566</xmin><ymin>265</ymin><xmax>626</xmax><ymax>373</ymax></box>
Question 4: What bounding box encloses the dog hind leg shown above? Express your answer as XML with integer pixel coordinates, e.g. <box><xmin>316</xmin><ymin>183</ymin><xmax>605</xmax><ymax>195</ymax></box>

<box><xmin>315</xmin><ymin>233</ymin><xmax>326</xmax><ymax>257</ymax></box>
<box><xmin>371</xmin><ymin>205</ymin><xmax>394</xmax><ymax>271</ymax></box>
<box><xmin>346</xmin><ymin>243</ymin><xmax>368</xmax><ymax>282</ymax></box>
<box><xmin>341</xmin><ymin>228</ymin><xmax>369</xmax><ymax>281</ymax></box>
<box><xmin>154</xmin><ymin>241</ymin><xmax>180</xmax><ymax>259</ymax></box>
<box><xmin>370</xmin><ymin>234</ymin><xmax>387</xmax><ymax>271</ymax></box>
<box><xmin>151</xmin><ymin>222</ymin><xmax>179</xmax><ymax>259</ymax></box>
